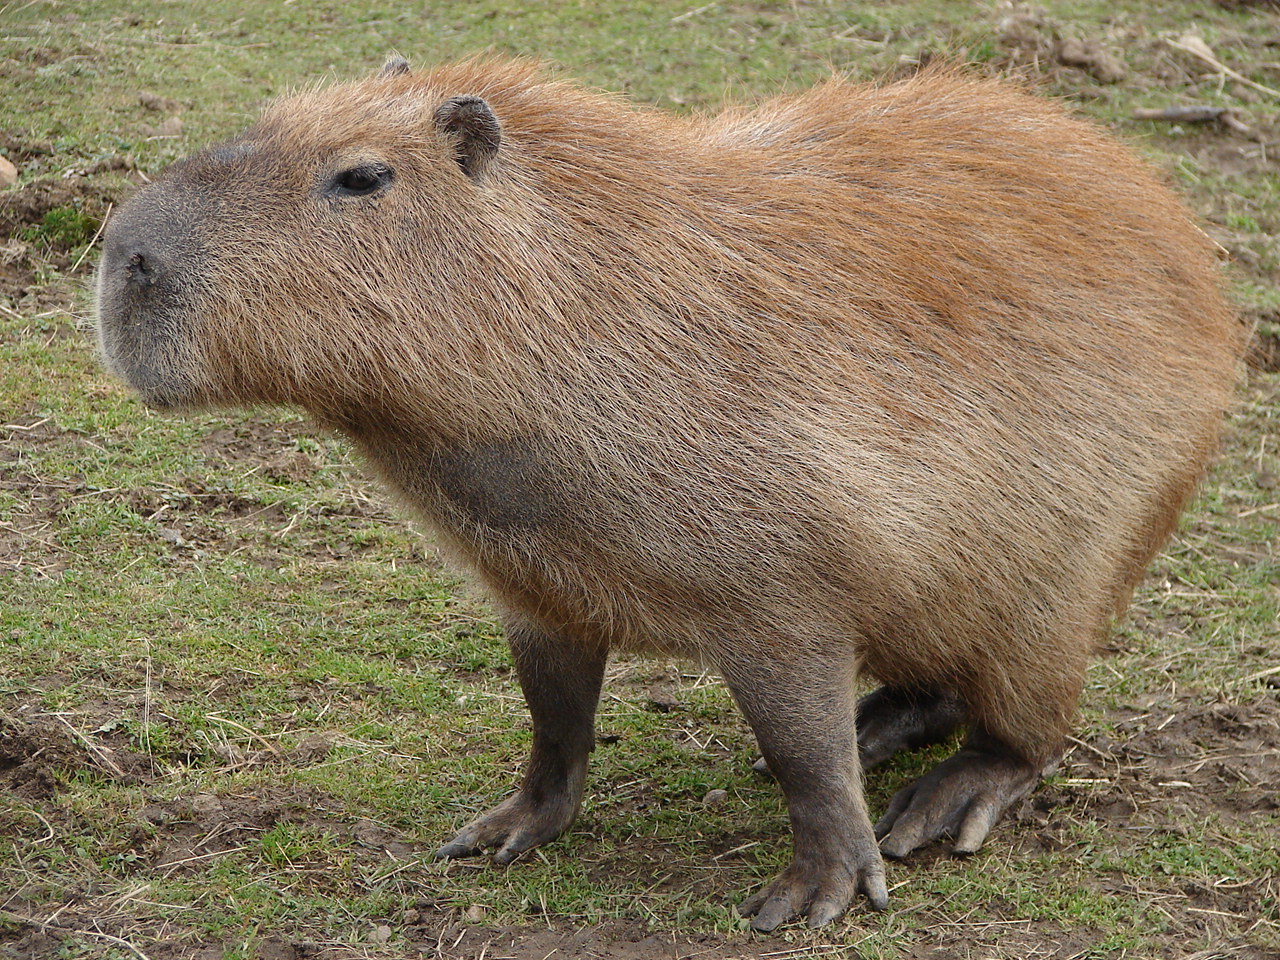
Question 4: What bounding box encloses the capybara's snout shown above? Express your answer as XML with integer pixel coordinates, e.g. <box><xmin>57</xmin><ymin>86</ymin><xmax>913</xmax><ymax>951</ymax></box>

<box><xmin>95</xmin><ymin>186</ymin><xmax>211</xmax><ymax>408</ymax></box>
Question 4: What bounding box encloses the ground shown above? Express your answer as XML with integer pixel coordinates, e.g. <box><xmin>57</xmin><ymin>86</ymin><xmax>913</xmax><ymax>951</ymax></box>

<box><xmin>1</xmin><ymin>2</ymin><xmax>1278</xmax><ymax>959</ymax></box>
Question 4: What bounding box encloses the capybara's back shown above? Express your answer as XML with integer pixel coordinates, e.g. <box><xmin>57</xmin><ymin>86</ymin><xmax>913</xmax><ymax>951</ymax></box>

<box><xmin>95</xmin><ymin>59</ymin><xmax>1242</xmax><ymax>931</ymax></box>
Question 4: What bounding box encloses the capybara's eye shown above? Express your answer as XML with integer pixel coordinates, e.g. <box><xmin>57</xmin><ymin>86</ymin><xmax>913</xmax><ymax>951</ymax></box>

<box><xmin>329</xmin><ymin>164</ymin><xmax>394</xmax><ymax>198</ymax></box>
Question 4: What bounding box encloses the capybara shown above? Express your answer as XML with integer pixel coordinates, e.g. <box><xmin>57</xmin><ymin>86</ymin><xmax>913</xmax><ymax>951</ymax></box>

<box><xmin>95</xmin><ymin>56</ymin><xmax>1242</xmax><ymax>930</ymax></box>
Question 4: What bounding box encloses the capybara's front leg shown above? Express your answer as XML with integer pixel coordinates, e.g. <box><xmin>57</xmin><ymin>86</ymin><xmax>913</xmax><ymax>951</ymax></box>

<box><xmin>720</xmin><ymin>651</ymin><xmax>888</xmax><ymax>931</ymax></box>
<box><xmin>436</xmin><ymin>619</ymin><xmax>606</xmax><ymax>864</ymax></box>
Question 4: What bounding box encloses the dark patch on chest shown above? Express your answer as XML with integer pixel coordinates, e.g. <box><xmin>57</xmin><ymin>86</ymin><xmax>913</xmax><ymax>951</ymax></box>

<box><xmin>431</xmin><ymin>439</ymin><xmax>570</xmax><ymax>532</ymax></box>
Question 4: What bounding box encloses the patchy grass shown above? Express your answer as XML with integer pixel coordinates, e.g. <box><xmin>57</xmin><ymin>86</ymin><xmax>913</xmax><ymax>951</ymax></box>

<box><xmin>1</xmin><ymin>1</ymin><xmax>1278</xmax><ymax>959</ymax></box>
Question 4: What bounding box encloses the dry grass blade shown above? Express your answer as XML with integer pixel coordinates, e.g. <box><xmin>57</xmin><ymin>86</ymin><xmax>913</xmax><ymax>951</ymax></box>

<box><xmin>69</xmin><ymin>200</ymin><xmax>112</xmax><ymax>273</ymax></box>
<box><xmin>203</xmin><ymin>712</ymin><xmax>284</xmax><ymax>756</ymax></box>
<box><xmin>1167</xmin><ymin>33</ymin><xmax>1280</xmax><ymax>99</ymax></box>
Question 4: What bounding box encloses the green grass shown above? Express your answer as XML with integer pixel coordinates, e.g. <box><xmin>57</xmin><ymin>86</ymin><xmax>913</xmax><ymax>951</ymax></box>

<box><xmin>17</xmin><ymin>205</ymin><xmax>97</xmax><ymax>254</ymax></box>
<box><xmin>2</xmin><ymin>1</ymin><xmax>1278</xmax><ymax>958</ymax></box>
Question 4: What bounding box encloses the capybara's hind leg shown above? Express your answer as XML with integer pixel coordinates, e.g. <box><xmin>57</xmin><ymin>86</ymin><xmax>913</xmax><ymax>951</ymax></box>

<box><xmin>752</xmin><ymin>685</ymin><xmax>966</xmax><ymax>777</ymax></box>
<box><xmin>436</xmin><ymin>619</ymin><xmax>606</xmax><ymax>864</ymax></box>
<box><xmin>856</xmin><ymin>686</ymin><xmax>967</xmax><ymax>769</ymax></box>
<box><xmin>875</xmin><ymin>637</ymin><xmax>1082</xmax><ymax>858</ymax></box>
<box><xmin>721</xmin><ymin>650</ymin><xmax>888</xmax><ymax>930</ymax></box>
<box><xmin>874</xmin><ymin>727</ymin><xmax>1058</xmax><ymax>859</ymax></box>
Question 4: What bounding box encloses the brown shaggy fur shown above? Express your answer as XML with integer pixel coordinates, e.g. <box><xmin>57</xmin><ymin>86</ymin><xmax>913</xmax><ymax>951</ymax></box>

<box><xmin>96</xmin><ymin>59</ymin><xmax>1243</xmax><ymax>928</ymax></box>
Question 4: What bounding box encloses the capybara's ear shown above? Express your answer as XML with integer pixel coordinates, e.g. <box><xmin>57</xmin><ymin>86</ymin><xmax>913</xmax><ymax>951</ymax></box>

<box><xmin>378</xmin><ymin>55</ymin><xmax>410</xmax><ymax>79</ymax></box>
<box><xmin>433</xmin><ymin>95</ymin><xmax>501</xmax><ymax>181</ymax></box>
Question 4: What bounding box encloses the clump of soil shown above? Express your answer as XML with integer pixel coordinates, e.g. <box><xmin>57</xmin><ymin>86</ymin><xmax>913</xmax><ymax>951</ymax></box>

<box><xmin>0</xmin><ymin>154</ymin><xmax>126</xmax><ymax>302</ymax></box>
<box><xmin>0</xmin><ymin>720</ymin><xmax>66</xmax><ymax>801</ymax></box>
<box><xmin>0</xmin><ymin>711</ymin><xmax>151</xmax><ymax>797</ymax></box>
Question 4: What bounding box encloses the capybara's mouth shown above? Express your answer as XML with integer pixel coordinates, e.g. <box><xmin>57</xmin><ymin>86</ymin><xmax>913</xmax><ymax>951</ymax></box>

<box><xmin>95</xmin><ymin>310</ymin><xmax>204</xmax><ymax>412</ymax></box>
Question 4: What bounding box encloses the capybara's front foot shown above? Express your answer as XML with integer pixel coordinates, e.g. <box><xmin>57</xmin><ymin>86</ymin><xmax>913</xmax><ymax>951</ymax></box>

<box><xmin>437</xmin><ymin>622</ymin><xmax>605</xmax><ymax>866</ymax></box>
<box><xmin>436</xmin><ymin>788</ymin><xmax>579</xmax><ymax>865</ymax></box>
<box><xmin>720</xmin><ymin>653</ymin><xmax>887</xmax><ymax>931</ymax></box>
<box><xmin>875</xmin><ymin>740</ymin><xmax>1046</xmax><ymax>858</ymax></box>
<box><xmin>738</xmin><ymin>831</ymin><xmax>888</xmax><ymax>931</ymax></box>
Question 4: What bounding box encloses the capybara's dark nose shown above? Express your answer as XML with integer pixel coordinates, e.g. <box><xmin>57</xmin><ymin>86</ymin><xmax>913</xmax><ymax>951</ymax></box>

<box><xmin>98</xmin><ymin>176</ymin><xmax>208</xmax><ymax>309</ymax></box>
<box><xmin>125</xmin><ymin>250</ymin><xmax>156</xmax><ymax>287</ymax></box>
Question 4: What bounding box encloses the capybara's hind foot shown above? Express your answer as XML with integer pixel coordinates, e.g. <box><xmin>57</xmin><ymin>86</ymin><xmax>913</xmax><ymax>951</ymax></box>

<box><xmin>738</xmin><ymin>833</ymin><xmax>889</xmax><ymax>931</ymax></box>
<box><xmin>752</xmin><ymin>685</ymin><xmax>965</xmax><ymax>778</ymax></box>
<box><xmin>856</xmin><ymin>686</ymin><xmax>967</xmax><ymax>769</ymax></box>
<box><xmin>436</xmin><ymin>788</ymin><xmax>578</xmax><ymax>865</ymax></box>
<box><xmin>874</xmin><ymin>742</ymin><xmax>1045</xmax><ymax>858</ymax></box>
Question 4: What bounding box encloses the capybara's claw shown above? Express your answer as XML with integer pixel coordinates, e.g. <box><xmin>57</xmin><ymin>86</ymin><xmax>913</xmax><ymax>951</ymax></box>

<box><xmin>435</xmin><ymin>833</ymin><xmax>483</xmax><ymax>860</ymax></box>
<box><xmin>437</xmin><ymin>789</ymin><xmax>578</xmax><ymax>865</ymax></box>
<box><xmin>738</xmin><ymin>850</ymin><xmax>888</xmax><ymax>932</ymax></box>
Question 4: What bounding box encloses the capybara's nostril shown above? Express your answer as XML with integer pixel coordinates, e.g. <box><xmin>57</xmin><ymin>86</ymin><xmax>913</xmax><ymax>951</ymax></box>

<box><xmin>125</xmin><ymin>251</ymin><xmax>155</xmax><ymax>286</ymax></box>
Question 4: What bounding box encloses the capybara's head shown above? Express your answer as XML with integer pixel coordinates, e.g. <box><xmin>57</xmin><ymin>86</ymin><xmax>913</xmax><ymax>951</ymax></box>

<box><xmin>96</xmin><ymin>57</ymin><xmax>517</xmax><ymax>417</ymax></box>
